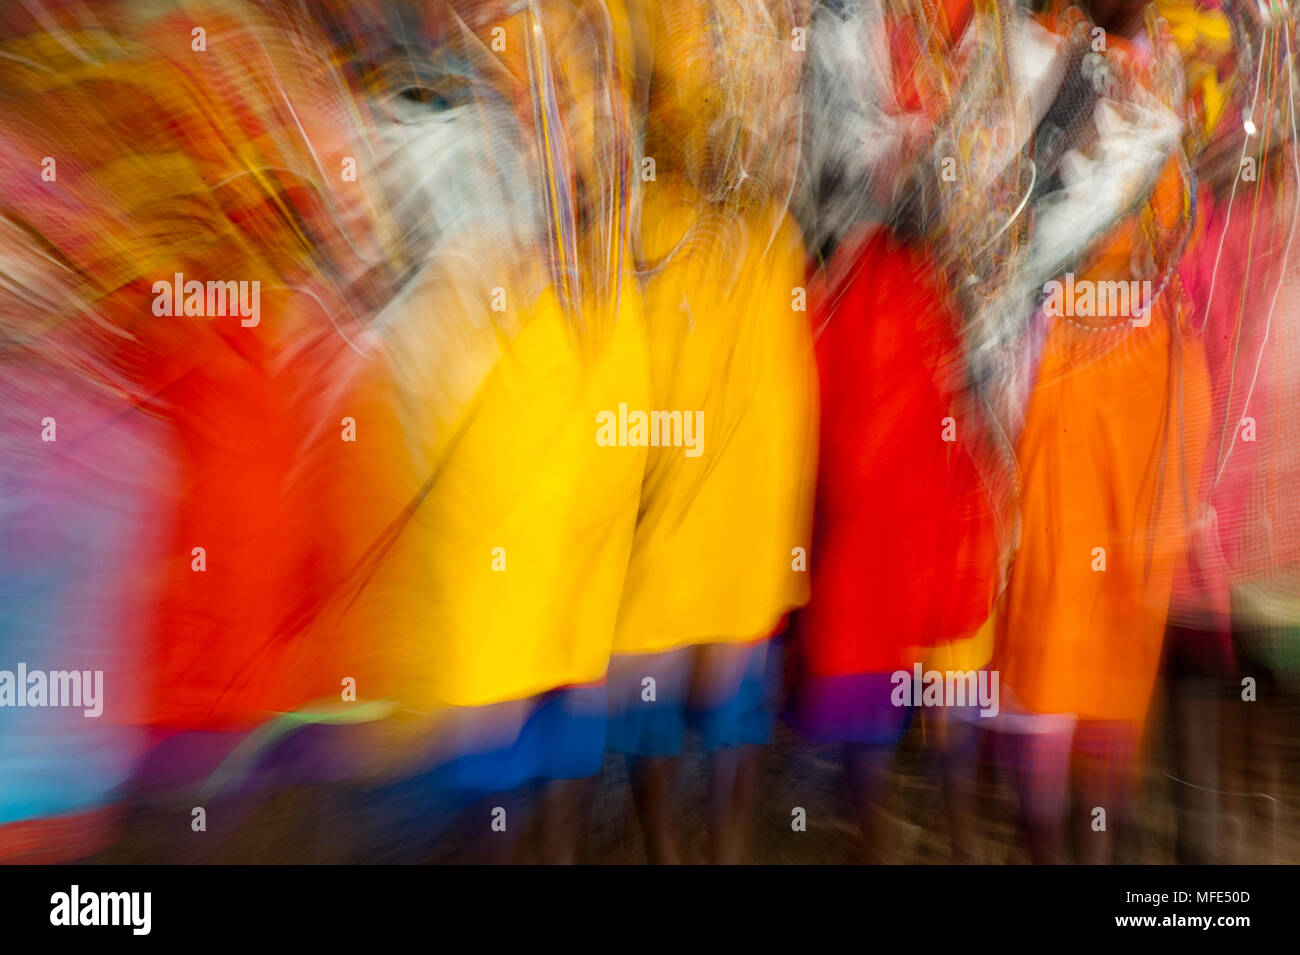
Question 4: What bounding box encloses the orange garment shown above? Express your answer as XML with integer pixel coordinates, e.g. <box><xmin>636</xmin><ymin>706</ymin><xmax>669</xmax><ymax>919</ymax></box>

<box><xmin>995</xmin><ymin>158</ymin><xmax>1212</xmax><ymax>723</ymax></box>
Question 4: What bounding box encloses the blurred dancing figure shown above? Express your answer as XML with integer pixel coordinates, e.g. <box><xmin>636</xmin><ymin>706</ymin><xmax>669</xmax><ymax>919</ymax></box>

<box><xmin>606</xmin><ymin>0</ymin><xmax>817</xmax><ymax>864</ymax></box>
<box><xmin>991</xmin><ymin>1</ymin><xmax>1212</xmax><ymax>864</ymax></box>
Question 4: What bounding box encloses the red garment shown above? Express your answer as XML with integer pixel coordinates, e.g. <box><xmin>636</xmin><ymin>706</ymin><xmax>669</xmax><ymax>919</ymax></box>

<box><xmin>797</xmin><ymin>230</ymin><xmax>999</xmax><ymax>678</ymax></box>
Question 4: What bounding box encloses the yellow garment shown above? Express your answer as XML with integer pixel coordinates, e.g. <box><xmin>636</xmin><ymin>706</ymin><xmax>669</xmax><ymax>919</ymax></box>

<box><xmin>329</xmin><ymin>274</ymin><xmax>650</xmax><ymax>710</ymax></box>
<box><xmin>612</xmin><ymin>177</ymin><xmax>818</xmax><ymax>653</ymax></box>
<box><xmin>1156</xmin><ymin>0</ymin><xmax>1233</xmax><ymax>139</ymax></box>
<box><xmin>922</xmin><ymin>614</ymin><xmax>996</xmax><ymax>674</ymax></box>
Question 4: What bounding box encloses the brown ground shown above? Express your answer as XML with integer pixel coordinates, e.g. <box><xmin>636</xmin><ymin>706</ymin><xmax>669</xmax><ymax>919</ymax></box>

<box><xmin>88</xmin><ymin>685</ymin><xmax>1299</xmax><ymax>865</ymax></box>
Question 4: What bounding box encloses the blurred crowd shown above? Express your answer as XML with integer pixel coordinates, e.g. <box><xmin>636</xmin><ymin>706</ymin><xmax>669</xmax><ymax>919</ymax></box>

<box><xmin>0</xmin><ymin>0</ymin><xmax>1298</xmax><ymax>864</ymax></box>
